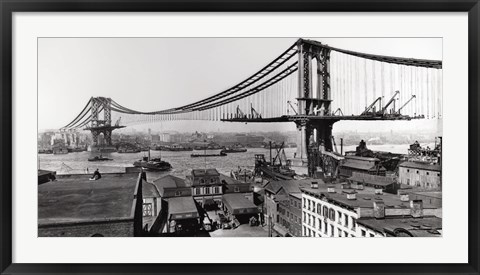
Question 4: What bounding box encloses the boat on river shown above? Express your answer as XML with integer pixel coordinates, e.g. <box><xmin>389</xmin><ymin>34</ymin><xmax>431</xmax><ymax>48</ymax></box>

<box><xmin>88</xmin><ymin>155</ymin><xmax>113</xmax><ymax>162</ymax></box>
<box><xmin>133</xmin><ymin>150</ymin><xmax>172</xmax><ymax>171</ymax></box>
<box><xmin>191</xmin><ymin>151</ymin><xmax>227</xmax><ymax>158</ymax></box>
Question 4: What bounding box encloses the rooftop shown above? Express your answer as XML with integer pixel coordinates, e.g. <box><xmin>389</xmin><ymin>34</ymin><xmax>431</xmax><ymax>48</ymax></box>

<box><xmin>219</xmin><ymin>174</ymin><xmax>244</xmax><ymax>185</ymax></box>
<box><xmin>143</xmin><ymin>181</ymin><xmax>160</xmax><ymax>198</ymax></box>
<box><xmin>191</xmin><ymin>168</ymin><xmax>220</xmax><ymax>177</ymax></box>
<box><xmin>345</xmin><ymin>155</ymin><xmax>379</xmax><ymax>162</ymax></box>
<box><xmin>38</xmin><ymin>172</ymin><xmax>140</xmax><ymax>225</ymax></box>
<box><xmin>223</xmin><ymin>193</ymin><xmax>257</xmax><ymax>211</ymax></box>
<box><xmin>349</xmin><ymin>172</ymin><xmax>396</xmax><ymax>186</ymax></box>
<box><xmin>153</xmin><ymin>175</ymin><xmax>188</xmax><ymax>189</ymax></box>
<box><xmin>357</xmin><ymin>215</ymin><xmax>442</xmax><ymax>237</ymax></box>
<box><xmin>264</xmin><ymin>179</ymin><xmax>320</xmax><ymax>195</ymax></box>
<box><xmin>301</xmin><ymin>183</ymin><xmax>439</xmax><ymax>210</ymax></box>
<box><xmin>398</xmin><ymin>161</ymin><xmax>442</xmax><ymax>172</ymax></box>
<box><xmin>340</xmin><ymin>159</ymin><xmax>384</xmax><ymax>171</ymax></box>
<box><xmin>168</xmin><ymin>197</ymin><xmax>198</xmax><ymax>216</ymax></box>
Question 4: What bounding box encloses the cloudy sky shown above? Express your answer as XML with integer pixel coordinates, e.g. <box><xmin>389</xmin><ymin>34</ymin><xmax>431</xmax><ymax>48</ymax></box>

<box><xmin>38</xmin><ymin>37</ymin><xmax>442</xmax><ymax>134</ymax></box>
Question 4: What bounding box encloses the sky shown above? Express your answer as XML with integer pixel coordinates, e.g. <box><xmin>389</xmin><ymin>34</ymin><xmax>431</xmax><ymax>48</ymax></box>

<box><xmin>38</xmin><ymin>37</ymin><xmax>442</xmax><ymax>134</ymax></box>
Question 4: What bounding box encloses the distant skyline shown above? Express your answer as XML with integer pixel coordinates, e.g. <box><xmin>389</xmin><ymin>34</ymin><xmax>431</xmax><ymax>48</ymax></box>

<box><xmin>38</xmin><ymin>37</ymin><xmax>442</xmax><ymax>134</ymax></box>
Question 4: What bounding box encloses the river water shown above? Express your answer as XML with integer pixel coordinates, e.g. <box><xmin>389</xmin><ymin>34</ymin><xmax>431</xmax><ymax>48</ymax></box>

<box><xmin>39</xmin><ymin>144</ymin><xmax>426</xmax><ymax>181</ymax></box>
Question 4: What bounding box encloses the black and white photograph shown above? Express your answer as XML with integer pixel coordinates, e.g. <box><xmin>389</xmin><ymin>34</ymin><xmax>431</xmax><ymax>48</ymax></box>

<box><xmin>37</xmin><ymin>37</ymin><xmax>443</xmax><ymax>238</ymax></box>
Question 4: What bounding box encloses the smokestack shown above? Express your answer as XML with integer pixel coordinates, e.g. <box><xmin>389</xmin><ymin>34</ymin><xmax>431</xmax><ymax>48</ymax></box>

<box><xmin>373</xmin><ymin>201</ymin><xmax>385</xmax><ymax>219</ymax></box>
<box><xmin>410</xmin><ymin>200</ymin><xmax>423</xmax><ymax>218</ymax></box>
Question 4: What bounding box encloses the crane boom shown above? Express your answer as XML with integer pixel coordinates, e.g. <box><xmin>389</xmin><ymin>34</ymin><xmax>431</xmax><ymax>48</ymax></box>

<box><xmin>397</xmin><ymin>95</ymin><xmax>416</xmax><ymax>114</ymax></box>
<box><xmin>382</xmin><ymin>91</ymin><xmax>400</xmax><ymax>114</ymax></box>
<box><xmin>362</xmin><ymin>97</ymin><xmax>382</xmax><ymax>115</ymax></box>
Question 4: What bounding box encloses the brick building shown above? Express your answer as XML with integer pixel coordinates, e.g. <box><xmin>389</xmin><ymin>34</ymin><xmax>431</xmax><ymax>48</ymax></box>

<box><xmin>398</xmin><ymin>161</ymin><xmax>442</xmax><ymax>190</ymax></box>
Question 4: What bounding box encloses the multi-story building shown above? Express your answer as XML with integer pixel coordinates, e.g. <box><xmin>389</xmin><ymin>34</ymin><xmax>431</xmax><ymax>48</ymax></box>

<box><xmin>398</xmin><ymin>161</ymin><xmax>442</xmax><ymax>190</ymax></box>
<box><xmin>300</xmin><ymin>182</ymin><xmax>442</xmax><ymax>237</ymax></box>
<box><xmin>263</xmin><ymin>179</ymin><xmax>315</xmax><ymax>236</ymax></box>
<box><xmin>338</xmin><ymin>156</ymin><xmax>386</xmax><ymax>178</ymax></box>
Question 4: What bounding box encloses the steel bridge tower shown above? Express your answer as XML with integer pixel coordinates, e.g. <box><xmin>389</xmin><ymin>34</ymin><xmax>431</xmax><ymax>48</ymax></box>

<box><xmin>294</xmin><ymin>39</ymin><xmax>336</xmax><ymax>176</ymax></box>
<box><xmin>85</xmin><ymin>97</ymin><xmax>125</xmax><ymax>152</ymax></box>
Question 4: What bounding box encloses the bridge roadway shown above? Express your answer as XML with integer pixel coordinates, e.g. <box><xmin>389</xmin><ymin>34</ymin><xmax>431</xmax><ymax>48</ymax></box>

<box><xmin>220</xmin><ymin>114</ymin><xmax>424</xmax><ymax>123</ymax></box>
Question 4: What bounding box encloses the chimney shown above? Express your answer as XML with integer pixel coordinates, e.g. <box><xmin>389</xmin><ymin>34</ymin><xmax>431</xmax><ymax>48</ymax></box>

<box><xmin>400</xmin><ymin>194</ymin><xmax>410</xmax><ymax>202</ymax></box>
<box><xmin>373</xmin><ymin>201</ymin><xmax>385</xmax><ymax>219</ymax></box>
<box><xmin>347</xmin><ymin>193</ymin><xmax>356</xmax><ymax>200</ymax></box>
<box><xmin>410</xmin><ymin>200</ymin><xmax>423</xmax><ymax>218</ymax></box>
<box><xmin>311</xmin><ymin>181</ymin><xmax>319</xmax><ymax>189</ymax></box>
<box><xmin>327</xmin><ymin>186</ymin><xmax>335</xmax><ymax>193</ymax></box>
<box><xmin>375</xmin><ymin>189</ymin><xmax>383</xmax><ymax>195</ymax></box>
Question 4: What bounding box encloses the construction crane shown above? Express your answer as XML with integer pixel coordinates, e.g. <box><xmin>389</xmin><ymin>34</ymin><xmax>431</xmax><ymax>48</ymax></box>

<box><xmin>397</xmin><ymin>95</ymin><xmax>416</xmax><ymax>114</ymax></box>
<box><xmin>287</xmin><ymin>101</ymin><xmax>298</xmax><ymax>115</ymax></box>
<box><xmin>250</xmin><ymin>103</ymin><xmax>261</xmax><ymax>119</ymax></box>
<box><xmin>236</xmin><ymin>105</ymin><xmax>245</xmax><ymax>118</ymax></box>
<box><xmin>381</xmin><ymin>91</ymin><xmax>400</xmax><ymax>114</ymax></box>
<box><xmin>361</xmin><ymin>97</ymin><xmax>382</xmax><ymax>116</ymax></box>
<box><xmin>115</xmin><ymin>117</ymin><xmax>121</xmax><ymax>126</ymax></box>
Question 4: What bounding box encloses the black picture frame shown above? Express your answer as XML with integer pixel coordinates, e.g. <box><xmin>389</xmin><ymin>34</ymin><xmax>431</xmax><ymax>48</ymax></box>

<box><xmin>1</xmin><ymin>1</ymin><xmax>479</xmax><ymax>274</ymax></box>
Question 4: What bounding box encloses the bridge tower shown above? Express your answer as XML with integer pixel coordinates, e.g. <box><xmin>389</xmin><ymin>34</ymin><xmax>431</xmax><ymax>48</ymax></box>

<box><xmin>85</xmin><ymin>97</ymin><xmax>125</xmax><ymax>152</ymax></box>
<box><xmin>294</xmin><ymin>39</ymin><xmax>336</xmax><ymax>177</ymax></box>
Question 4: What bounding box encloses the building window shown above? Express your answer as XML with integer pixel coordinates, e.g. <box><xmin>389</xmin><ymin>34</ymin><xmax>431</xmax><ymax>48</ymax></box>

<box><xmin>312</xmin><ymin>203</ymin><xmax>316</xmax><ymax>213</ymax></box>
<box><xmin>214</xmin><ymin>186</ymin><xmax>220</xmax><ymax>194</ymax></box>
<box><xmin>330</xmin><ymin>225</ymin><xmax>334</xmax><ymax>237</ymax></box>
<box><xmin>344</xmin><ymin>215</ymin><xmax>349</xmax><ymax>228</ymax></box>
<box><xmin>303</xmin><ymin>212</ymin><xmax>306</xmax><ymax>221</ymax></box>
<box><xmin>307</xmin><ymin>228</ymin><xmax>311</xmax><ymax>237</ymax></box>
<box><xmin>205</xmin><ymin>187</ymin><xmax>210</xmax><ymax>195</ymax></box>
<box><xmin>407</xmin><ymin>169</ymin><xmax>410</xmax><ymax>172</ymax></box>
<box><xmin>313</xmin><ymin>231</ymin><xmax>316</xmax><ymax>237</ymax></box>
<box><xmin>312</xmin><ymin>217</ymin><xmax>316</xmax><ymax>228</ymax></box>
<box><xmin>351</xmin><ymin>219</ymin><xmax>356</xmax><ymax>231</ymax></box>
<box><xmin>338</xmin><ymin>228</ymin><xmax>342</xmax><ymax>237</ymax></box>
<box><xmin>142</xmin><ymin>203</ymin><xmax>153</xmax><ymax>217</ymax></box>
<box><xmin>308</xmin><ymin>214</ymin><xmax>311</xmax><ymax>225</ymax></box>
<box><xmin>308</xmin><ymin>200</ymin><xmax>311</xmax><ymax>211</ymax></box>
<box><xmin>234</xmin><ymin>186</ymin><xmax>240</xmax><ymax>192</ymax></box>
<box><xmin>337</xmin><ymin>211</ymin><xmax>342</xmax><ymax>225</ymax></box>
<box><xmin>329</xmin><ymin>209</ymin><xmax>336</xmax><ymax>221</ymax></box>
<box><xmin>416</xmin><ymin>170</ymin><xmax>419</xmax><ymax>174</ymax></box>
<box><xmin>200</xmin><ymin>179</ymin><xmax>205</xmax><ymax>184</ymax></box>
<box><xmin>303</xmin><ymin>198</ymin><xmax>306</xmax><ymax>208</ymax></box>
<box><xmin>323</xmin><ymin>206</ymin><xmax>329</xmax><ymax>218</ymax></box>
<box><xmin>194</xmin><ymin>188</ymin><xmax>201</xmax><ymax>195</ymax></box>
<box><xmin>324</xmin><ymin>220</ymin><xmax>328</xmax><ymax>234</ymax></box>
<box><xmin>361</xmin><ymin>230</ymin><xmax>366</xmax><ymax>237</ymax></box>
<box><xmin>210</xmin><ymin>178</ymin><xmax>216</xmax><ymax>183</ymax></box>
<box><xmin>175</xmin><ymin>191</ymin><xmax>181</xmax><ymax>196</ymax></box>
<box><xmin>426</xmin><ymin>172</ymin><xmax>430</xmax><ymax>175</ymax></box>
<box><xmin>290</xmin><ymin>200</ymin><xmax>293</xmax><ymax>206</ymax></box>
<box><xmin>318</xmin><ymin>218</ymin><xmax>322</xmax><ymax>230</ymax></box>
<box><xmin>303</xmin><ymin>226</ymin><xmax>306</xmax><ymax>236</ymax></box>
<box><xmin>370</xmin><ymin>233</ymin><xmax>375</xmax><ymax>237</ymax></box>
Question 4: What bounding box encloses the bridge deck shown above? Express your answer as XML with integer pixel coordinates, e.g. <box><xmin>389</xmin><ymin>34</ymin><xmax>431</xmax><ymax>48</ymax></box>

<box><xmin>221</xmin><ymin>114</ymin><xmax>422</xmax><ymax>123</ymax></box>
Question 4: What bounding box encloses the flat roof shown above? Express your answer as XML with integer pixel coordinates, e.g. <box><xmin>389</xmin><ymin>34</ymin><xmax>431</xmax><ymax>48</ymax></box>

<box><xmin>191</xmin><ymin>168</ymin><xmax>220</xmax><ymax>177</ymax></box>
<box><xmin>399</xmin><ymin>161</ymin><xmax>442</xmax><ymax>172</ymax></box>
<box><xmin>349</xmin><ymin>173</ymin><xmax>395</xmax><ymax>186</ymax></box>
<box><xmin>345</xmin><ymin>155</ymin><xmax>379</xmax><ymax>162</ymax></box>
<box><xmin>357</xmin><ymin>216</ymin><xmax>442</xmax><ymax>236</ymax></box>
<box><xmin>301</xmin><ymin>184</ymin><xmax>439</xmax><ymax>210</ymax></box>
<box><xmin>38</xmin><ymin>173</ymin><xmax>140</xmax><ymax>225</ymax></box>
<box><xmin>340</xmin><ymin>161</ymin><xmax>377</xmax><ymax>171</ymax></box>
<box><xmin>223</xmin><ymin>193</ymin><xmax>258</xmax><ymax>212</ymax></box>
<box><xmin>168</xmin><ymin>197</ymin><xmax>198</xmax><ymax>216</ymax></box>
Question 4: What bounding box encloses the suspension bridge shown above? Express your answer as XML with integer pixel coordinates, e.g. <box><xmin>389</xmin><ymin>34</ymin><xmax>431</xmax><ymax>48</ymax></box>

<box><xmin>61</xmin><ymin>38</ymin><xmax>442</xmax><ymax>176</ymax></box>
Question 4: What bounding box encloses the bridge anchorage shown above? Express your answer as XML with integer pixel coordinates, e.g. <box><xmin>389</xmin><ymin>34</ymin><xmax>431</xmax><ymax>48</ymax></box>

<box><xmin>62</xmin><ymin>38</ymin><xmax>442</xmax><ymax>176</ymax></box>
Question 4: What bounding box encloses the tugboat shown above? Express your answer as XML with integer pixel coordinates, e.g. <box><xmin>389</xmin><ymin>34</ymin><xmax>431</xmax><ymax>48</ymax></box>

<box><xmin>133</xmin><ymin>150</ymin><xmax>172</xmax><ymax>171</ymax></box>
<box><xmin>221</xmin><ymin>144</ymin><xmax>247</xmax><ymax>153</ymax></box>
<box><xmin>88</xmin><ymin>154</ymin><xmax>113</xmax><ymax>161</ymax></box>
